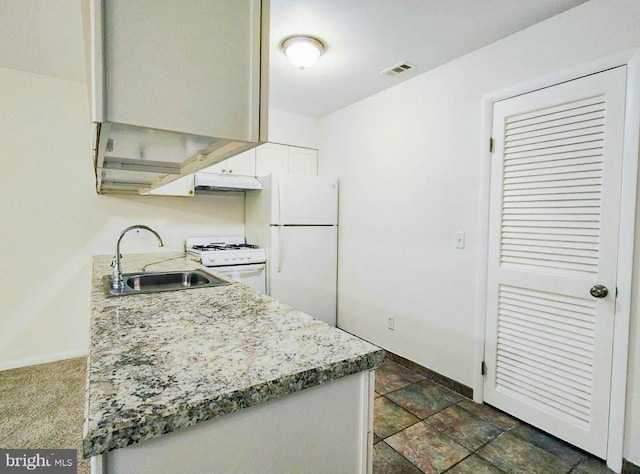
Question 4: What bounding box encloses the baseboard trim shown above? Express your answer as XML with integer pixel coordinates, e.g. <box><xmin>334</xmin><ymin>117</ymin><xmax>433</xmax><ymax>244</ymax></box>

<box><xmin>624</xmin><ymin>459</ymin><xmax>640</xmax><ymax>474</ymax></box>
<box><xmin>385</xmin><ymin>351</ymin><xmax>474</xmax><ymax>399</ymax></box>
<box><xmin>0</xmin><ymin>349</ymin><xmax>88</xmax><ymax>372</ymax></box>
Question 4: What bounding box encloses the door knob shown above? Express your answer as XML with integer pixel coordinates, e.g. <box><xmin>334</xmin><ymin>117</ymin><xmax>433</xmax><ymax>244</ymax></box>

<box><xmin>590</xmin><ymin>285</ymin><xmax>609</xmax><ymax>298</ymax></box>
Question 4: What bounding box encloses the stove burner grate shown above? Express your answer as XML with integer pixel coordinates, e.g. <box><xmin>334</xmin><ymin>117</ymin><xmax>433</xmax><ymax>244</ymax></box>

<box><xmin>192</xmin><ymin>243</ymin><xmax>260</xmax><ymax>252</ymax></box>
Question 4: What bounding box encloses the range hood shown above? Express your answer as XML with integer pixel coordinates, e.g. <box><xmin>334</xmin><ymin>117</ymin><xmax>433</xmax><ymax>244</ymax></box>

<box><xmin>84</xmin><ymin>0</ymin><xmax>269</xmax><ymax>194</ymax></box>
<box><xmin>194</xmin><ymin>173</ymin><xmax>262</xmax><ymax>192</ymax></box>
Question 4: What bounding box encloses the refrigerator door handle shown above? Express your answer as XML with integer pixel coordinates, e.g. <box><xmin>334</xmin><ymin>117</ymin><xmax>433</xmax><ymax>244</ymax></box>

<box><xmin>277</xmin><ymin>177</ymin><xmax>284</xmax><ymax>225</ymax></box>
<box><xmin>277</xmin><ymin>226</ymin><xmax>283</xmax><ymax>273</ymax></box>
<box><xmin>276</xmin><ymin>178</ymin><xmax>284</xmax><ymax>273</ymax></box>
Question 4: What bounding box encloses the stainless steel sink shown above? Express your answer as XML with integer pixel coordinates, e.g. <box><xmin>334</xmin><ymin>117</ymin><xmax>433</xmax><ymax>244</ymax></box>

<box><xmin>103</xmin><ymin>269</ymin><xmax>230</xmax><ymax>296</ymax></box>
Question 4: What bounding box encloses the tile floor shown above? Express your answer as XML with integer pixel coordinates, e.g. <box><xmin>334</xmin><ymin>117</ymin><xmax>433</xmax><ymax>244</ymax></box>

<box><xmin>373</xmin><ymin>358</ymin><xmax>614</xmax><ymax>474</ymax></box>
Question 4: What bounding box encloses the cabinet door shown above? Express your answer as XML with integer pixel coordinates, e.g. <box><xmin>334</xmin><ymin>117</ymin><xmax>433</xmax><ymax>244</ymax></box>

<box><xmin>149</xmin><ymin>175</ymin><xmax>194</xmax><ymax>196</ymax></box>
<box><xmin>255</xmin><ymin>143</ymin><xmax>288</xmax><ymax>176</ymax></box>
<box><xmin>226</xmin><ymin>149</ymin><xmax>256</xmax><ymax>176</ymax></box>
<box><xmin>102</xmin><ymin>0</ymin><xmax>261</xmax><ymax>141</ymax></box>
<box><xmin>199</xmin><ymin>161</ymin><xmax>227</xmax><ymax>174</ymax></box>
<box><xmin>288</xmin><ymin>147</ymin><xmax>318</xmax><ymax>176</ymax></box>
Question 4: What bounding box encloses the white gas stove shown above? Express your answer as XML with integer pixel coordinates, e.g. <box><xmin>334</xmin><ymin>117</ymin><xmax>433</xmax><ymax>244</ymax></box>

<box><xmin>186</xmin><ymin>236</ymin><xmax>266</xmax><ymax>266</ymax></box>
<box><xmin>186</xmin><ymin>237</ymin><xmax>266</xmax><ymax>293</ymax></box>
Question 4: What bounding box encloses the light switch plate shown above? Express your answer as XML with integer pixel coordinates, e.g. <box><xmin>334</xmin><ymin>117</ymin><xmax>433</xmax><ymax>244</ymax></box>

<box><xmin>455</xmin><ymin>231</ymin><xmax>465</xmax><ymax>249</ymax></box>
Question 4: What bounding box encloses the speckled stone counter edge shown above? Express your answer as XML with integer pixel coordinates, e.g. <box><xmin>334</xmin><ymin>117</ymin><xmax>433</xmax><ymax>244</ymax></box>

<box><xmin>83</xmin><ymin>351</ymin><xmax>384</xmax><ymax>457</ymax></box>
<box><xmin>83</xmin><ymin>253</ymin><xmax>385</xmax><ymax>458</ymax></box>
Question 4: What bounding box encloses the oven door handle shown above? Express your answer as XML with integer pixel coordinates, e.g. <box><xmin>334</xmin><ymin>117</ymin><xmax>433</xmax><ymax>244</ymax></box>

<box><xmin>228</xmin><ymin>266</ymin><xmax>264</xmax><ymax>275</ymax></box>
<box><xmin>205</xmin><ymin>263</ymin><xmax>266</xmax><ymax>273</ymax></box>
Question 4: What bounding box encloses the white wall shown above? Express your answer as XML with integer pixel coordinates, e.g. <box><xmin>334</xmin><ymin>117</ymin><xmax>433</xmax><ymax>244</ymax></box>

<box><xmin>268</xmin><ymin>108</ymin><xmax>319</xmax><ymax>149</ymax></box>
<box><xmin>0</xmin><ymin>74</ymin><xmax>321</xmax><ymax>371</ymax></box>
<box><xmin>317</xmin><ymin>0</ymin><xmax>640</xmax><ymax>464</ymax></box>
<box><xmin>0</xmin><ymin>67</ymin><xmax>245</xmax><ymax>369</ymax></box>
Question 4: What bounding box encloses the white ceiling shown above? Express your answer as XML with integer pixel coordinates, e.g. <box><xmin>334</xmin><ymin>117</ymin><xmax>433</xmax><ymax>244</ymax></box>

<box><xmin>0</xmin><ymin>0</ymin><xmax>587</xmax><ymax>117</ymax></box>
<box><xmin>269</xmin><ymin>0</ymin><xmax>588</xmax><ymax>117</ymax></box>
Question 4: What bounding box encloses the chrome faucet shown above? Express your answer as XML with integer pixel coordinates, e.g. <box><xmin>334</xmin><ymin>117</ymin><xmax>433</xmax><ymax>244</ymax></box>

<box><xmin>111</xmin><ymin>225</ymin><xmax>164</xmax><ymax>290</ymax></box>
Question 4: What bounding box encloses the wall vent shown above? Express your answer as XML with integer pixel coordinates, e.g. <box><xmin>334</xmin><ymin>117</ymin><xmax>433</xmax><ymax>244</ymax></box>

<box><xmin>381</xmin><ymin>62</ymin><xmax>414</xmax><ymax>76</ymax></box>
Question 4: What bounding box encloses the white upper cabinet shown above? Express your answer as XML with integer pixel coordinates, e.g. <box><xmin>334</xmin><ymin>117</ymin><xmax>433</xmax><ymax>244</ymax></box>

<box><xmin>149</xmin><ymin>175</ymin><xmax>194</xmax><ymax>197</ymax></box>
<box><xmin>288</xmin><ymin>147</ymin><xmax>318</xmax><ymax>176</ymax></box>
<box><xmin>200</xmin><ymin>149</ymin><xmax>256</xmax><ymax>177</ymax></box>
<box><xmin>225</xmin><ymin>150</ymin><xmax>257</xmax><ymax>176</ymax></box>
<box><xmin>85</xmin><ymin>0</ymin><xmax>269</xmax><ymax>194</ymax></box>
<box><xmin>256</xmin><ymin>144</ymin><xmax>318</xmax><ymax>177</ymax></box>
<box><xmin>255</xmin><ymin>143</ymin><xmax>289</xmax><ymax>176</ymax></box>
<box><xmin>101</xmin><ymin>0</ymin><xmax>260</xmax><ymax>140</ymax></box>
<box><xmin>201</xmin><ymin>161</ymin><xmax>227</xmax><ymax>175</ymax></box>
<box><xmin>162</xmin><ymin>143</ymin><xmax>316</xmax><ymax>195</ymax></box>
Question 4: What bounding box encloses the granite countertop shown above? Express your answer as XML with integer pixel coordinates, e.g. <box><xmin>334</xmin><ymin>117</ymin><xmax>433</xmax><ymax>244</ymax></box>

<box><xmin>82</xmin><ymin>252</ymin><xmax>384</xmax><ymax>458</ymax></box>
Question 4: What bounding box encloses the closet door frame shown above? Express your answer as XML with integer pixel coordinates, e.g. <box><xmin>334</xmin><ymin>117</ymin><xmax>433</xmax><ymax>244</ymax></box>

<box><xmin>475</xmin><ymin>48</ymin><xmax>640</xmax><ymax>473</ymax></box>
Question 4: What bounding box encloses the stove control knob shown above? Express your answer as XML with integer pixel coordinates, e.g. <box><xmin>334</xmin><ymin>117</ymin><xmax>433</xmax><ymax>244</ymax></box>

<box><xmin>224</xmin><ymin>256</ymin><xmax>229</xmax><ymax>261</ymax></box>
<box><xmin>245</xmin><ymin>253</ymin><xmax>250</xmax><ymax>259</ymax></box>
<box><xmin>231</xmin><ymin>255</ymin><xmax>237</xmax><ymax>260</ymax></box>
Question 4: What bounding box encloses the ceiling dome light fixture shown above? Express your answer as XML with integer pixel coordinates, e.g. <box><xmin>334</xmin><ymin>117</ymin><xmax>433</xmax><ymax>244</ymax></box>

<box><xmin>281</xmin><ymin>36</ymin><xmax>325</xmax><ymax>70</ymax></box>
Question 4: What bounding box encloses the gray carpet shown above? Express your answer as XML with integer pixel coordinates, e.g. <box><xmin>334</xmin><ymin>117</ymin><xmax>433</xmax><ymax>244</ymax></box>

<box><xmin>0</xmin><ymin>357</ymin><xmax>90</xmax><ymax>474</ymax></box>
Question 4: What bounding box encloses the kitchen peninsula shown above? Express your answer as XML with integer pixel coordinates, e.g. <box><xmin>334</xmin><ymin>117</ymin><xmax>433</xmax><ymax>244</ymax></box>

<box><xmin>83</xmin><ymin>253</ymin><xmax>384</xmax><ymax>474</ymax></box>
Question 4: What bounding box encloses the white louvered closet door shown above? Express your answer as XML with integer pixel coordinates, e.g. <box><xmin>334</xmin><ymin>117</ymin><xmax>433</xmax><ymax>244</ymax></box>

<box><xmin>484</xmin><ymin>67</ymin><xmax>626</xmax><ymax>457</ymax></box>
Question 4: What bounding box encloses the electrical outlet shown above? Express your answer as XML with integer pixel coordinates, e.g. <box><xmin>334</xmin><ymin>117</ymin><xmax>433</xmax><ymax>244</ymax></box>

<box><xmin>387</xmin><ymin>316</ymin><xmax>395</xmax><ymax>330</ymax></box>
<box><xmin>132</xmin><ymin>229</ymin><xmax>147</xmax><ymax>239</ymax></box>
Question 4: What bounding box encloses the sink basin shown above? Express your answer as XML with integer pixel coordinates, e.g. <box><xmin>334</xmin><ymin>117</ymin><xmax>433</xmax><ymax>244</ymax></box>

<box><xmin>103</xmin><ymin>269</ymin><xmax>230</xmax><ymax>296</ymax></box>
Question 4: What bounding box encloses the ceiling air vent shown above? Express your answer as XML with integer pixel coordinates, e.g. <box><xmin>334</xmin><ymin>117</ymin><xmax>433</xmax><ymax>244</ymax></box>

<box><xmin>381</xmin><ymin>62</ymin><xmax>414</xmax><ymax>76</ymax></box>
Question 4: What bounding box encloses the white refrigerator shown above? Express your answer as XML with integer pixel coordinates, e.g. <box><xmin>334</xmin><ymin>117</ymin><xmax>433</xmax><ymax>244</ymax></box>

<box><xmin>245</xmin><ymin>175</ymin><xmax>338</xmax><ymax>326</ymax></box>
